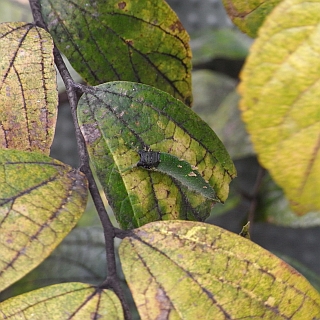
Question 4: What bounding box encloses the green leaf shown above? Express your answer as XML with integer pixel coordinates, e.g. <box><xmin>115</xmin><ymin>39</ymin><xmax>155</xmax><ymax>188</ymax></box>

<box><xmin>0</xmin><ymin>150</ymin><xmax>88</xmax><ymax>292</ymax></box>
<box><xmin>239</xmin><ymin>221</ymin><xmax>251</xmax><ymax>239</ymax></box>
<box><xmin>192</xmin><ymin>70</ymin><xmax>237</xmax><ymax>115</ymax></box>
<box><xmin>239</xmin><ymin>0</ymin><xmax>320</xmax><ymax>215</ymax></box>
<box><xmin>191</xmin><ymin>28</ymin><xmax>250</xmax><ymax>64</ymax></box>
<box><xmin>40</xmin><ymin>0</ymin><xmax>192</xmax><ymax>105</ymax></box>
<box><xmin>77</xmin><ymin>82</ymin><xmax>236</xmax><ymax>229</ymax></box>
<box><xmin>222</xmin><ymin>0</ymin><xmax>282</xmax><ymax>37</ymax></box>
<box><xmin>0</xmin><ymin>22</ymin><xmax>57</xmax><ymax>154</ymax></box>
<box><xmin>0</xmin><ymin>282</ymin><xmax>123</xmax><ymax>319</ymax></box>
<box><xmin>192</xmin><ymin>71</ymin><xmax>254</xmax><ymax>159</ymax></box>
<box><xmin>119</xmin><ymin>220</ymin><xmax>320</xmax><ymax>319</ymax></box>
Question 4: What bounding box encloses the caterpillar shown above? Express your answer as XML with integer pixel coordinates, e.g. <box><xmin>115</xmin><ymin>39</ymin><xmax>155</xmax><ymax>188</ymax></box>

<box><xmin>137</xmin><ymin>148</ymin><xmax>219</xmax><ymax>201</ymax></box>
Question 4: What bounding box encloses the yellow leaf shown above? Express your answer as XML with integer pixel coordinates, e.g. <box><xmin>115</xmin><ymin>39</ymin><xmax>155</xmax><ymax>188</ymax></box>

<box><xmin>239</xmin><ymin>0</ymin><xmax>320</xmax><ymax>214</ymax></box>
<box><xmin>119</xmin><ymin>220</ymin><xmax>320</xmax><ymax>319</ymax></box>
<box><xmin>0</xmin><ymin>150</ymin><xmax>88</xmax><ymax>292</ymax></box>
<box><xmin>0</xmin><ymin>282</ymin><xmax>123</xmax><ymax>319</ymax></box>
<box><xmin>222</xmin><ymin>0</ymin><xmax>282</xmax><ymax>38</ymax></box>
<box><xmin>0</xmin><ymin>22</ymin><xmax>57</xmax><ymax>154</ymax></box>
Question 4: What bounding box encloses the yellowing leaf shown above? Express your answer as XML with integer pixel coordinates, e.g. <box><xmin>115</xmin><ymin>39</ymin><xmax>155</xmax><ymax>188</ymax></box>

<box><xmin>0</xmin><ymin>22</ymin><xmax>58</xmax><ymax>154</ymax></box>
<box><xmin>239</xmin><ymin>0</ymin><xmax>320</xmax><ymax>214</ymax></box>
<box><xmin>0</xmin><ymin>150</ymin><xmax>88</xmax><ymax>292</ymax></box>
<box><xmin>222</xmin><ymin>0</ymin><xmax>282</xmax><ymax>37</ymax></box>
<box><xmin>119</xmin><ymin>221</ymin><xmax>320</xmax><ymax>319</ymax></box>
<box><xmin>0</xmin><ymin>282</ymin><xmax>123</xmax><ymax>319</ymax></box>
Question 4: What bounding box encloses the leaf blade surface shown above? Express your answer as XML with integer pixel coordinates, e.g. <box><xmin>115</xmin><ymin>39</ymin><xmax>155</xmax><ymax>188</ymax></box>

<box><xmin>0</xmin><ymin>282</ymin><xmax>123</xmax><ymax>319</ymax></box>
<box><xmin>0</xmin><ymin>150</ymin><xmax>88</xmax><ymax>292</ymax></box>
<box><xmin>40</xmin><ymin>0</ymin><xmax>192</xmax><ymax>105</ymax></box>
<box><xmin>239</xmin><ymin>0</ymin><xmax>320</xmax><ymax>214</ymax></box>
<box><xmin>119</xmin><ymin>220</ymin><xmax>320</xmax><ymax>319</ymax></box>
<box><xmin>0</xmin><ymin>22</ymin><xmax>57</xmax><ymax>154</ymax></box>
<box><xmin>77</xmin><ymin>82</ymin><xmax>235</xmax><ymax>228</ymax></box>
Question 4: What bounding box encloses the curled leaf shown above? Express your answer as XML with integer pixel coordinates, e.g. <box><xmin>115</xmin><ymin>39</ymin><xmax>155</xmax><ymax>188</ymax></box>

<box><xmin>137</xmin><ymin>150</ymin><xmax>218</xmax><ymax>201</ymax></box>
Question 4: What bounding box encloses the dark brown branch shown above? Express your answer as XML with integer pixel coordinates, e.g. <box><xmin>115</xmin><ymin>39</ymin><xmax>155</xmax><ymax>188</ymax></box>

<box><xmin>28</xmin><ymin>1</ymin><xmax>131</xmax><ymax>319</ymax></box>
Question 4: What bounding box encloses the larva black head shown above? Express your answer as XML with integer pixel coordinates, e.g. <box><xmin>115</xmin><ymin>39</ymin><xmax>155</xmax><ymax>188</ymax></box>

<box><xmin>137</xmin><ymin>149</ymin><xmax>160</xmax><ymax>169</ymax></box>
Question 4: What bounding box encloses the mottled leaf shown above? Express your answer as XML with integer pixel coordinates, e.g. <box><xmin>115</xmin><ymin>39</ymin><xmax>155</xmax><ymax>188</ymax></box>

<box><xmin>0</xmin><ymin>227</ymin><xmax>107</xmax><ymax>301</ymax></box>
<box><xmin>0</xmin><ymin>150</ymin><xmax>88</xmax><ymax>292</ymax></box>
<box><xmin>0</xmin><ymin>282</ymin><xmax>123</xmax><ymax>319</ymax></box>
<box><xmin>119</xmin><ymin>220</ymin><xmax>320</xmax><ymax>319</ymax></box>
<box><xmin>275</xmin><ymin>253</ymin><xmax>320</xmax><ymax>293</ymax></box>
<box><xmin>0</xmin><ymin>227</ymin><xmax>137</xmax><ymax>317</ymax></box>
<box><xmin>222</xmin><ymin>0</ymin><xmax>282</xmax><ymax>37</ymax></box>
<box><xmin>0</xmin><ymin>22</ymin><xmax>57</xmax><ymax>154</ymax></box>
<box><xmin>77</xmin><ymin>82</ymin><xmax>236</xmax><ymax>229</ymax></box>
<box><xmin>40</xmin><ymin>0</ymin><xmax>192</xmax><ymax>105</ymax></box>
<box><xmin>239</xmin><ymin>0</ymin><xmax>320</xmax><ymax>214</ymax></box>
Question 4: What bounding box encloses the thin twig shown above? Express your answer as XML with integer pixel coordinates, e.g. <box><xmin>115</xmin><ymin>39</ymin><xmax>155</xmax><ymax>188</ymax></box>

<box><xmin>247</xmin><ymin>166</ymin><xmax>266</xmax><ymax>230</ymax></box>
<box><xmin>29</xmin><ymin>1</ymin><xmax>131</xmax><ymax>318</ymax></box>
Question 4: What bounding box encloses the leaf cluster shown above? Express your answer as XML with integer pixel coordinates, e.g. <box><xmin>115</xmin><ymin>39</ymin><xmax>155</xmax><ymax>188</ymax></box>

<box><xmin>0</xmin><ymin>0</ymin><xmax>320</xmax><ymax>319</ymax></box>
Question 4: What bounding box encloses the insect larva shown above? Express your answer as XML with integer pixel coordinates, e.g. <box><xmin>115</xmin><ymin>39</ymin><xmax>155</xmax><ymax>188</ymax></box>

<box><xmin>137</xmin><ymin>149</ymin><xmax>219</xmax><ymax>201</ymax></box>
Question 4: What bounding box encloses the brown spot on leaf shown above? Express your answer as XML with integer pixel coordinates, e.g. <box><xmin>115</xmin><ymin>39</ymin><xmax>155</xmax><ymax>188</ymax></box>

<box><xmin>118</xmin><ymin>2</ymin><xmax>126</xmax><ymax>9</ymax></box>
<box><xmin>169</xmin><ymin>21</ymin><xmax>184</xmax><ymax>32</ymax></box>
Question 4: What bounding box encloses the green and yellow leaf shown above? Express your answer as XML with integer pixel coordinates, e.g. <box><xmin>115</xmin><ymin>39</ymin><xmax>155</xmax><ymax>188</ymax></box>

<box><xmin>77</xmin><ymin>82</ymin><xmax>236</xmax><ymax>229</ymax></box>
<box><xmin>222</xmin><ymin>0</ymin><xmax>282</xmax><ymax>37</ymax></box>
<box><xmin>239</xmin><ymin>0</ymin><xmax>320</xmax><ymax>214</ymax></box>
<box><xmin>0</xmin><ymin>282</ymin><xmax>123</xmax><ymax>319</ymax></box>
<box><xmin>0</xmin><ymin>150</ymin><xmax>87</xmax><ymax>292</ymax></box>
<box><xmin>0</xmin><ymin>22</ymin><xmax>57</xmax><ymax>154</ymax></box>
<box><xmin>40</xmin><ymin>0</ymin><xmax>192</xmax><ymax>105</ymax></box>
<box><xmin>119</xmin><ymin>220</ymin><xmax>320</xmax><ymax>319</ymax></box>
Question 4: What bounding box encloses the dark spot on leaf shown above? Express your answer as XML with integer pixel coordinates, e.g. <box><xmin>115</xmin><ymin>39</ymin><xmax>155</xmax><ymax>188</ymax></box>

<box><xmin>118</xmin><ymin>2</ymin><xmax>126</xmax><ymax>9</ymax></box>
<box><xmin>169</xmin><ymin>21</ymin><xmax>184</xmax><ymax>32</ymax></box>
